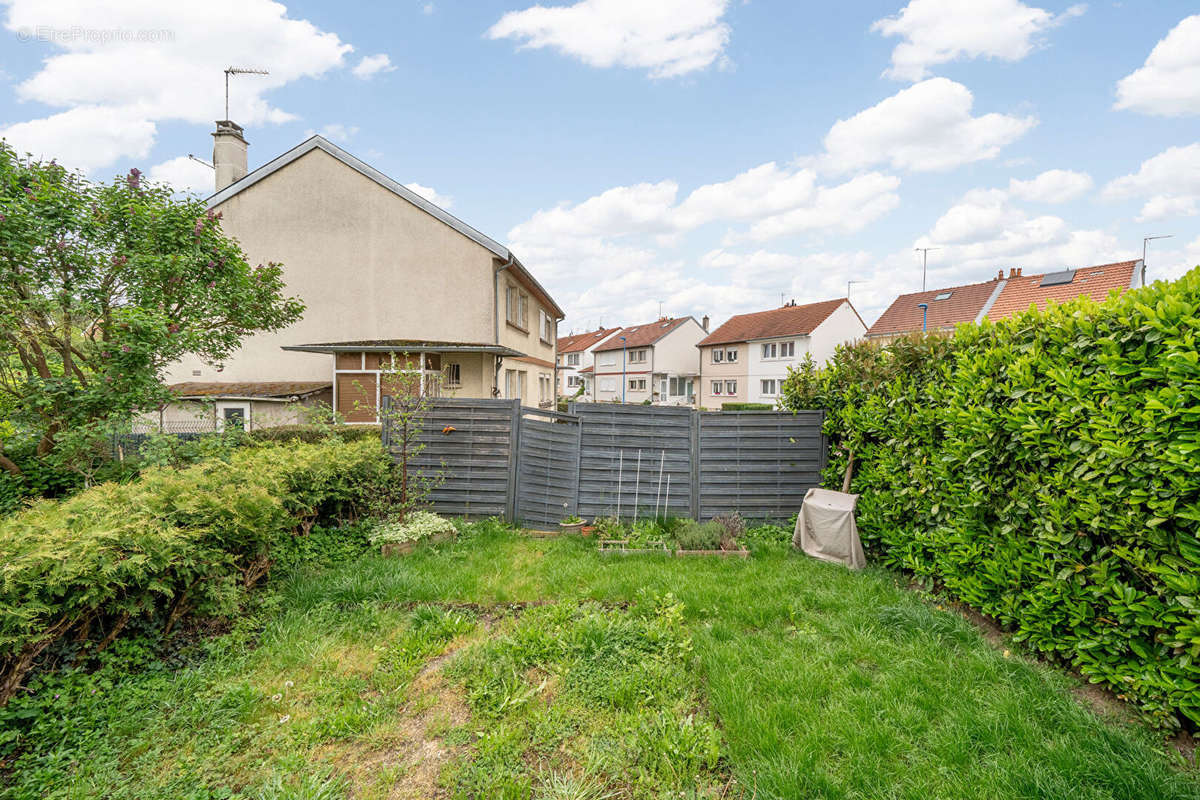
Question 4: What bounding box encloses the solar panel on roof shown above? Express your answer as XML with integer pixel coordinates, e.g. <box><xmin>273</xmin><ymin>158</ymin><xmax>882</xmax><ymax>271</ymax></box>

<box><xmin>1040</xmin><ymin>269</ymin><xmax>1076</xmax><ymax>287</ymax></box>
<box><xmin>933</xmin><ymin>291</ymin><xmax>952</xmax><ymax>301</ymax></box>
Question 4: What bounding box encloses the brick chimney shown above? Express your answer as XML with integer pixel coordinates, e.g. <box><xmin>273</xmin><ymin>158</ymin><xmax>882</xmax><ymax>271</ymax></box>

<box><xmin>701</xmin><ymin>314</ymin><xmax>710</xmax><ymax>331</ymax></box>
<box><xmin>997</xmin><ymin>269</ymin><xmax>1004</xmax><ymax>281</ymax></box>
<box><xmin>212</xmin><ymin>120</ymin><xmax>248</xmax><ymax>191</ymax></box>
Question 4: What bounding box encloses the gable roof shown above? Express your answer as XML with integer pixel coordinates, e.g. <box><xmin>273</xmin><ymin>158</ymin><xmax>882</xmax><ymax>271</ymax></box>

<box><xmin>866</xmin><ymin>260</ymin><xmax>1142</xmax><ymax>338</ymax></box>
<box><xmin>558</xmin><ymin>327</ymin><xmax>622</xmax><ymax>354</ymax></box>
<box><xmin>697</xmin><ymin>298</ymin><xmax>852</xmax><ymax>347</ymax></box>
<box><xmin>168</xmin><ymin>381</ymin><xmax>330</xmax><ymax>400</ymax></box>
<box><xmin>206</xmin><ymin>135</ymin><xmax>564</xmax><ymax>318</ymax></box>
<box><xmin>866</xmin><ymin>279</ymin><xmax>1004</xmax><ymax>338</ymax></box>
<box><xmin>593</xmin><ymin>317</ymin><xmax>695</xmax><ymax>352</ymax></box>
<box><xmin>985</xmin><ymin>260</ymin><xmax>1139</xmax><ymax>321</ymax></box>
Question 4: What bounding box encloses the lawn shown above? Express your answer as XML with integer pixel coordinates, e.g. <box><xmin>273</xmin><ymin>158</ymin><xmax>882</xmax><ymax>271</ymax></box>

<box><xmin>2</xmin><ymin>522</ymin><xmax>1197</xmax><ymax>800</ymax></box>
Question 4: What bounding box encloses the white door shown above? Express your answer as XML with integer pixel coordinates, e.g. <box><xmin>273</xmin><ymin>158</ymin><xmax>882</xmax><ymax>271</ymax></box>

<box><xmin>216</xmin><ymin>401</ymin><xmax>251</xmax><ymax>431</ymax></box>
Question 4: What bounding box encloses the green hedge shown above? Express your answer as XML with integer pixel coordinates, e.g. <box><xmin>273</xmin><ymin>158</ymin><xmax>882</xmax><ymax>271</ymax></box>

<box><xmin>245</xmin><ymin>424</ymin><xmax>382</xmax><ymax>445</ymax></box>
<box><xmin>781</xmin><ymin>268</ymin><xmax>1200</xmax><ymax>728</ymax></box>
<box><xmin>0</xmin><ymin>439</ymin><xmax>393</xmax><ymax>704</ymax></box>
<box><xmin>720</xmin><ymin>402</ymin><xmax>774</xmax><ymax>411</ymax></box>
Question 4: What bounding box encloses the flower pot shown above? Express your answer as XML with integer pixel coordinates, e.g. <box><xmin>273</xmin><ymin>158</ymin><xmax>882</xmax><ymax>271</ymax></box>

<box><xmin>381</xmin><ymin>541</ymin><xmax>415</xmax><ymax>557</ymax></box>
<box><xmin>559</xmin><ymin>521</ymin><xmax>585</xmax><ymax>535</ymax></box>
<box><xmin>429</xmin><ymin>528</ymin><xmax>456</xmax><ymax>545</ymax></box>
<box><xmin>580</xmin><ymin>525</ymin><xmax>596</xmax><ymax>537</ymax></box>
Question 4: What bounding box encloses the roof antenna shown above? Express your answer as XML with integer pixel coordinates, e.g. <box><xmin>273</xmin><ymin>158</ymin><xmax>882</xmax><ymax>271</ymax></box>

<box><xmin>915</xmin><ymin>247</ymin><xmax>940</xmax><ymax>291</ymax></box>
<box><xmin>188</xmin><ymin>154</ymin><xmax>214</xmax><ymax>170</ymax></box>
<box><xmin>1141</xmin><ymin>235</ymin><xmax>1172</xmax><ymax>287</ymax></box>
<box><xmin>224</xmin><ymin>66</ymin><xmax>269</xmax><ymax>120</ymax></box>
<box><xmin>657</xmin><ymin>300</ymin><xmax>664</xmax><ymax>318</ymax></box>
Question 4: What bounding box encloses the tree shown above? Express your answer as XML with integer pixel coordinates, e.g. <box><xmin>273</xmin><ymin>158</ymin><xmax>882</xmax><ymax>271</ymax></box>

<box><xmin>377</xmin><ymin>368</ymin><xmax>442</xmax><ymax>522</ymax></box>
<box><xmin>0</xmin><ymin>143</ymin><xmax>304</xmax><ymax>474</ymax></box>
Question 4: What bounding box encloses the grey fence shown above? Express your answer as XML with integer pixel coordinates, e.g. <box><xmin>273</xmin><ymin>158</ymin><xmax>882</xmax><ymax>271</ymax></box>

<box><xmin>383</xmin><ymin>398</ymin><xmax>826</xmax><ymax>527</ymax></box>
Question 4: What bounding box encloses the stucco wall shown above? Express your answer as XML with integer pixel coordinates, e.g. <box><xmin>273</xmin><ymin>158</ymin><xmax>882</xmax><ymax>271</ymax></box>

<box><xmin>166</xmin><ymin>148</ymin><xmax>502</xmax><ymax>385</ymax></box>
<box><xmin>697</xmin><ymin>343</ymin><xmax>747</xmax><ymax>408</ymax></box>
<box><xmin>809</xmin><ymin>301</ymin><xmax>867</xmax><ymax>365</ymax></box>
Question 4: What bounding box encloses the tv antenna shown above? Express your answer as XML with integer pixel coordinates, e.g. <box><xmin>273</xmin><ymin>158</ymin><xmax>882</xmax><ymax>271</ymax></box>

<box><xmin>224</xmin><ymin>66</ymin><xmax>269</xmax><ymax>120</ymax></box>
<box><xmin>1141</xmin><ymin>235</ymin><xmax>1172</xmax><ymax>287</ymax></box>
<box><xmin>915</xmin><ymin>246</ymin><xmax>940</xmax><ymax>291</ymax></box>
<box><xmin>187</xmin><ymin>154</ymin><xmax>214</xmax><ymax>170</ymax></box>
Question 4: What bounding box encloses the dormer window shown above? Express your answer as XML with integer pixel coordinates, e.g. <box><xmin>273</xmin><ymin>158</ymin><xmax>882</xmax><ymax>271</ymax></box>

<box><xmin>933</xmin><ymin>291</ymin><xmax>952</xmax><ymax>301</ymax></box>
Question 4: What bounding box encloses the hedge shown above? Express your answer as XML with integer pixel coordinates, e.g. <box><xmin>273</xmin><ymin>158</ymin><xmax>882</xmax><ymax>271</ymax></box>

<box><xmin>720</xmin><ymin>402</ymin><xmax>774</xmax><ymax>411</ymax></box>
<box><xmin>781</xmin><ymin>268</ymin><xmax>1200</xmax><ymax>728</ymax></box>
<box><xmin>0</xmin><ymin>439</ymin><xmax>393</xmax><ymax>704</ymax></box>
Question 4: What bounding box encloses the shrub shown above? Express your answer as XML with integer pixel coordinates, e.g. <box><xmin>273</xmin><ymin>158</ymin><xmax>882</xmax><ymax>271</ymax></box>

<box><xmin>720</xmin><ymin>402</ymin><xmax>773</xmax><ymax>411</ymax></box>
<box><xmin>0</xmin><ymin>439</ymin><xmax>393</xmax><ymax>705</ymax></box>
<box><xmin>369</xmin><ymin>510</ymin><xmax>454</xmax><ymax>545</ymax></box>
<box><xmin>710</xmin><ymin>512</ymin><xmax>747</xmax><ymax>549</ymax></box>
<box><xmin>674</xmin><ymin>521</ymin><xmax>724</xmax><ymax>551</ymax></box>
<box><xmin>246</xmin><ymin>424</ymin><xmax>382</xmax><ymax>445</ymax></box>
<box><xmin>779</xmin><ymin>268</ymin><xmax>1200</xmax><ymax>729</ymax></box>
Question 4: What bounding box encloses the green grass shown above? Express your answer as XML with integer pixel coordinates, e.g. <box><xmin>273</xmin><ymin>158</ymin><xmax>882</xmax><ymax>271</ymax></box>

<box><xmin>2</xmin><ymin>524</ymin><xmax>1197</xmax><ymax>799</ymax></box>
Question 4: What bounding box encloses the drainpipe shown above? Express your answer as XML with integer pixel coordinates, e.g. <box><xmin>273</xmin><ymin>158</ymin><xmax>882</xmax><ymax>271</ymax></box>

<box><xmin>494</xmin><ymin>255</ymin><xmax>516</xmax><ymax>397</ymax></box>
<box><xmin>917</xmin><ymin>303</ymin><xmax>929</xmax><ymax>333</ymax></box>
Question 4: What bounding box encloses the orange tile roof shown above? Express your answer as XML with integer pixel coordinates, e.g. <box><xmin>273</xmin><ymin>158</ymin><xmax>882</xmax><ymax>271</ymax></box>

<box><xmin>557</xmin><ymin>327</ymin><xmax>622</xmax><ymax>353</ymax></box>
<box><xmin>168</xmin><ymin>381</ymin><xmax>331</xmax><ymax>398</ymax></box>
<box><xmin>985</xmin><ymin>261</ymin><xmax>1138</xmax><ymax>321</ymax></box>
<box><xmin>866</xmin><ymin>279</ymin><xmax>1003</xmax><ymax>337</ymax></box>
<box><xmin>698</xmin><ymin>299</ymin><xmax>851</xmax><ymax>347</ymax></box>
<box><xmin>593</xmin><ymin>317</ymin><xmax>694</xmax><ymax>352</ymax></box>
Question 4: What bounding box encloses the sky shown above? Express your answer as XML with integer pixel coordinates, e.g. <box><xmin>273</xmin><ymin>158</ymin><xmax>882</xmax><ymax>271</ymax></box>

<box><xmin>1</xmin><ymin>0</ymin><xmax>1198</xmax><ymax>332</ymax></box>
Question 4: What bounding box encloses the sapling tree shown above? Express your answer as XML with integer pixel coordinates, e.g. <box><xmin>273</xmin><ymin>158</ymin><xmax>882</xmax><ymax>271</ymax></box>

<box><xmin>0</xmin><ymin>143</ymin><xmax>304</xmax><ymax>474</ymax></box>
<box><xmin>374</xmin><ymin>367</ymin><xmax>443</xmax><ymax>522</ymax></box>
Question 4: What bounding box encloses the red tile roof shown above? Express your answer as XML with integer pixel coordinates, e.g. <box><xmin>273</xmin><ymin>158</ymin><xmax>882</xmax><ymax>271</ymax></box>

<box><xmin>867</xmin><ymin>261</ymin><xmax>1141</xmax><ymax>338</ymax></box>
<box><xmin>866</xmin><ymin>279</ymin><xmax>1003</xmax><ymax>337</ymax></box>
<box><xmin>697</xmin><ymin>299</ymin><xmax>851</xmax><ymax>347</ymax></box>
<box><xmin>985</xmin><ymin>260</ymin><xmax>1138</xmax><ymax>321</ymax></box>
<box><xmin>557</xmin><ymin>327</ymin><xmax>622</xmax><ymax>353</ymax></box>
<box><xmin>593</xmin><ymin>317</ymin><xmax>694</xmax><ymax>352</ymax></box>
<box><xmin>578</xmin><ymin>365</ymin><xmax>594</xmax><ymax>374</ymax></box>
<box><xmin>168</xmin><ymin>381</ymin><xmax>331</xmax><ymax>398</ymax></box>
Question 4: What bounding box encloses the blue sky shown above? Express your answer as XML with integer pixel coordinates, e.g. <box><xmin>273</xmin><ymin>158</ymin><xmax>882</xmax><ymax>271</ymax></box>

<box><xmin>2</xmin><ymin>0</ymin><xmax>1198</xmax><ymax>328</ymax></box>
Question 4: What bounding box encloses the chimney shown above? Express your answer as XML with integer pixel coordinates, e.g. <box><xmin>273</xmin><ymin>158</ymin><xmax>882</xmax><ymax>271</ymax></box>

<box><xmin>1008</xmin><ymin>267</ymin><xmax>1018</xmax><ymax>279</ymax></box>
<box><xmin>701</xmin><ymin>314</ymin><xmax>710</xmax><ymax>331</ymax></box>
<box><xmin>997</xmin><ymin>270</ymin><xmax>1004</xmax><ymax>281</ymax></box>
<box><xmin>212</xmin><ymin>120</ymin><xmax>248</xmax><ymax>191</ymax></box>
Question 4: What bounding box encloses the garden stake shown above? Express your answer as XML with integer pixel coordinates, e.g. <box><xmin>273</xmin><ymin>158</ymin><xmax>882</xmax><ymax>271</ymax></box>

<box><xmin>616</xmin><ymin>450</ymin><xmax>623</xmax><ymax>521</ymax></box>
<box><xmin>634</xmin><ymin>449</ymin><xmax>641</xmax><ymax>524</ymax></box>
<box><xmin>655</xmin><ymin>450</ymin><xmax>664</xmax><ymax>520</ymax></box>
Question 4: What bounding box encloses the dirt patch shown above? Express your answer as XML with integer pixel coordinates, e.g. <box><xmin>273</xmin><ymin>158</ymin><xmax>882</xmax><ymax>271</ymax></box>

<box><xmin>319</xmin><ymin>636</ymin><xmax>475</xmax><ymax>799</ymax></box>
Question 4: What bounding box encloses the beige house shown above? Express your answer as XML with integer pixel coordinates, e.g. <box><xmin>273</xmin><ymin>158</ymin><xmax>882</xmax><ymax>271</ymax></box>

<box><xmin>697</xmin><ymin>298</ymin><xmax>865</xmax><ymax>409</ymax></box>
<box><xmin>159</xmin><ymin>122</ymin><xmax>563</xmax><ymax>428</ymax></box>
<box><xmin>590</xmin><ymin>317</ymin><xmax>706</xmax><ymax>405</ymax></box>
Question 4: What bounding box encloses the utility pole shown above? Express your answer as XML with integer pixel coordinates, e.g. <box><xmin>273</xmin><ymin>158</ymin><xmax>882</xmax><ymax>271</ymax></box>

<box><xmin>915</xmin><ymin>247</ymin><xmax>940</xmax><ymax>291</ymax></box>
<box><xmin>1142</xmin><ymin>235</ymin><xmax>1172</xmax><ymax>287</ymax></box>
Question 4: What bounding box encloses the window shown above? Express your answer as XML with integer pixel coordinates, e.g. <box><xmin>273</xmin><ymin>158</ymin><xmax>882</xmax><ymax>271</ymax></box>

<box><xmin>444</xmin><ymin>363</ymin><xmax>461</xmax><ymax>387</ymax></box>
<box><xmin>725</xmin><ymin>380</ymin><xmax>737</xmax><ymax>395</ymax></box>
<box><xmin>505</xmin><ymin>286</ymin><xmax>518</xmax><ymax>325</ymax></box>
<box><xmin>712</xmin><ymin>349</ymin><xmax>724</xmax><ymax>363</ymax></box>
<box><xmin>726</xmin><ymin>348</ymin><xmax>738</xmax><ymax>362</ymax></box>
<box><xmin>519</xmin><ymin>294</ymin><xmax>528</xmax><ymax>328</ymax></box>
<box><xmin>567</xmin><ymin>375</ymin><xmax>582</xmax><ymax>388</ymax></box>
<box><xmin>761</xmin><ymin>343</ymin><xmax>777</xmax><ymax>359</ymax></box>
<box><xmin>598</xmin><ymin>353</ymin><xmax>616</xmax><ymax>367</ymax></box>
<box><xmin>504</xmin><ymin>369</ymin><xmax>526</xmax><ymax>399</ymax></box>
<box><xmin>780</xmin><ymin>341</ymin><xmax>795</xmax><ymax>358</ymax></box>
<box><xmin>761</xmin><ymin>379</ymin><xmax>777</xmax><ymax>395</ymax></box>
<box><xmin>934</xmin><ymin>291</ymin><xmax>953</xmax><ymax>301</ymax></box>
<box><xmin>628</xmin><ymin>349</ymin><xmax>647</xmax><ymax>364</ymax></box>
<box><xmin>566</xmin><ymin>352</ymin><xmax>581</xmax><ymax>366</ymax></box>
<box><xmin>669</xmin><ymin>377</ymin><xmax>691</xmax><ymax>397</ymax></box>
<box><xmin>539</xmin><ymin>310</ymin><xmax>553</xmax><ymax>342</ymax></box>
<box><xmin>600</xmin><ymin>377</ymin><xmax>616</xmax><ymax>392</ymax></box>
<box><xmin>711</xmin><ymin>380</ymin><xmax>723</xmax><ymax>396</ymax></box>
<box><xmin>629</xmin><ymin>378</ymin><xmax>647</xmax><ymax>391</ymax></box>
<box><xmin>539</xmin><ymin>373</ymin><xmax>552</xmax><ymax>404</ymax></box>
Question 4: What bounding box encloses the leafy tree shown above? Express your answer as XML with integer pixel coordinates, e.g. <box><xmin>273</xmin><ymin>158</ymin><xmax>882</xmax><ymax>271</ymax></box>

<box><xmin>0</xmin><ymin>143</ymin><xmax>304</xmax><ymax>474</ymax></box>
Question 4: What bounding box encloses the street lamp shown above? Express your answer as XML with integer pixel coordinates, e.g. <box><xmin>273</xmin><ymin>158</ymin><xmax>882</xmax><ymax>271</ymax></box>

<box><xmin>619</xmin><ymin>336</ymin><xmax>628</xmax><ymax>403</ymax></box>
<box><xmin>917</xmin><ymin>302</ymin><xmax>929</xmax><ymax>333</ymax></box>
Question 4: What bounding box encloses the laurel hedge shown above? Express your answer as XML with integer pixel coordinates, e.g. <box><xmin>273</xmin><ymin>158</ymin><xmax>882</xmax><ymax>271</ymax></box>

<box><xmin>781</xmin><ymin>267</ymin><xmax>1200</xmax><ymax>728</ymax></box>
<box><xmin>0</xmin><ymin>439</ymin><xmax>393</xmax><ymax>705</ymax></box>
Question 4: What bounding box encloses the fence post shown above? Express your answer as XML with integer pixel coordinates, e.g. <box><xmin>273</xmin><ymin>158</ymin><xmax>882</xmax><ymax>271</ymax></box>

<box><xmin>689</xmin><ymin>409</ymin><xmax>701</xmax><ymax>520</ymax></box>
<box><xmin>380</xmin><ymin>395</ymin><xmax>392</xmax><ymax>449</ymax></box>
<box><xmin>505</xmin><ymin>399</ymin><xmax>521</xmax><ymax>524</ymax></box>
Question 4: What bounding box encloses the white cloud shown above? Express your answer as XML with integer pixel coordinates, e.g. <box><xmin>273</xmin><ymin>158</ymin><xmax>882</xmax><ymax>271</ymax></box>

<box><xmin>1104</xmin><ymin>143</ymin><xmax>1200</xmax><ymax>222</ymax></box>
<box><xmin>742</xmin><ymin>173</ymin><xmax>901</xmax><ymax>241</ymax></box>
<box><xmin>422</xmin><ymin>3</ymin><xmax>435</xmax><ymax>15</ymax></box>
<box><xmin>305</xmin><ymin>123</ymin><xmax>359</xmax><ymax>142</ymax></box>
<box><xmin>917</xmin><ymin>189</ymin><xmax>1125</xmax><ymax>277</ymax></box>
<box><xmin>0</xmin><ymin>106</ymin><xmax>155</xmax><ymax>171</ymax></box>
<box><xmin>351</xmin><ymin>53</ymin><xmax>395</xmax><ymax>79</ymax></box>
<box><xmin>818</xmin><ymin>78</ymin><xmax>1036</xmax><ymax>172</ymax></box>
<box><xmin>405</xmin><ymin>182</ymin><xmax>453</xmax><ymax>209</ymax></box>
<box><xmin>1008</xmin><ymin>169</ymin><xmax>1093</xmax><ymax>203</ymax></box>
<box><xmin>147</xmin><ymin>154</ymin><xmax>216</xmax><ymax>195</ymax></box>
<box><xmin>1147</xmin><ymin>235</ymin><xmax>1200</xmax><ymax>283</ymax></box>
<box><xmin>1114</xmin><ymin>15</ymin><xmax>1200</xmax><ymax>117</ymax></box>
<box><xmin>873</xmin><ymin>0</ymin><xmax>1085</xmax><ymax>81</ymax></box>
<box><xmin>0</xmin><ymin>0</ymin><xmax>354</xmax><ymax>171</ymax></box>
<box><xmin>486</xmin><ymin>0</ymin><xmax>732</xmax><ymax>79</ymax></box>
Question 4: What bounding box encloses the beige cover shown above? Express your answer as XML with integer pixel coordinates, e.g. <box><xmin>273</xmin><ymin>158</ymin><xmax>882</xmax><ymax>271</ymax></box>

<box><xmin>793</xmin><ymin>487</ymin><xmax>866</xmax><ymax>569</ymax></box>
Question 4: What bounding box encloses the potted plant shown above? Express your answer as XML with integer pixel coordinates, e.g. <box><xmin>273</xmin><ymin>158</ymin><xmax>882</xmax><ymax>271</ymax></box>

<box><xmin>370</xmin><ymin>511</ymin><xmax>456</xmax><ymax>556</ymax></box>
<box><xmin>559</xmin><ymin>514</ymin><xmax>585</xmax><ymax>534</ymax></box>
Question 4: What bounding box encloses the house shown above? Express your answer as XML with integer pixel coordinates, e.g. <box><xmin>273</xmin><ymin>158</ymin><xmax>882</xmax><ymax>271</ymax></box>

<box><xmin>556</xmin><ymin>327</ymin><xmax>621</xmax><ymax>399</ymax></box>
<box><xmin>590</xmin><ymin>317</ymin><xmax>707</xmax><ymax>404</ymax></box>
<box><xmin>866</xmin><ymin>261</ymin><xmax>1141</xmax><ymax>341</ymax></box>
<box><xmin>159</xmin><ymin>121</ymin><xmax>564</xmax><ymax>429</ymax></box>
<box><xmin>696</xmin><ymin>298</ymin><xmax>865</xmax><ymax>409</ymax></box>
